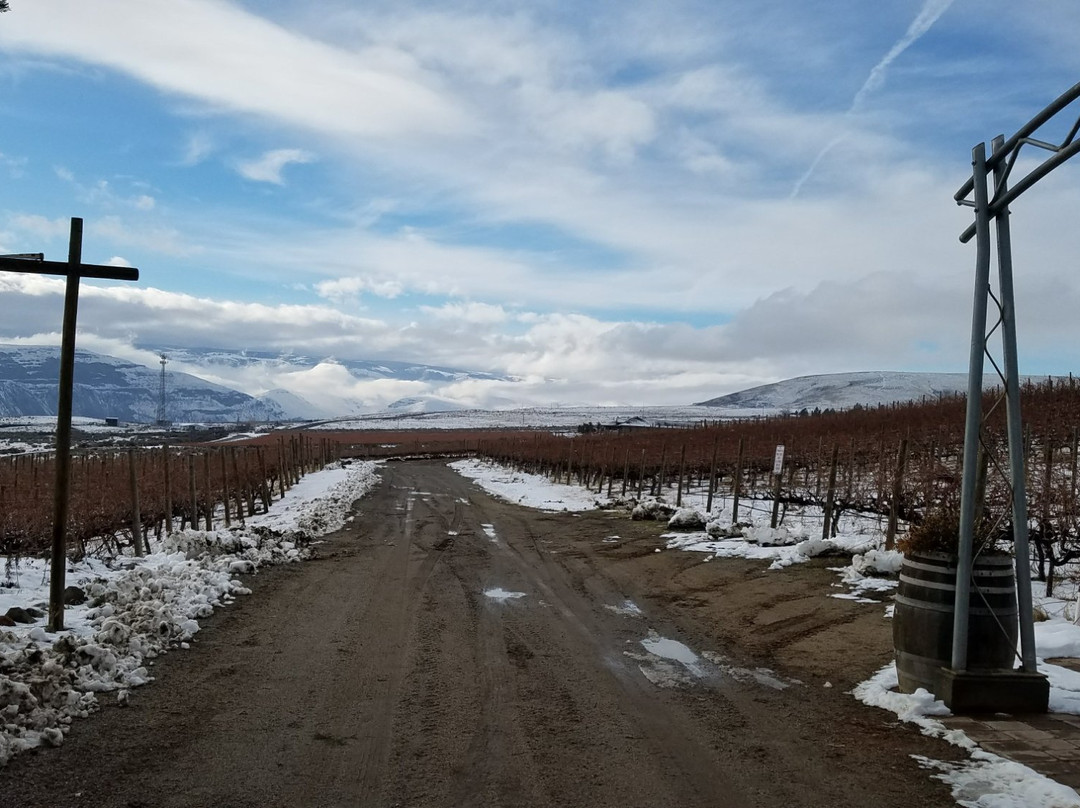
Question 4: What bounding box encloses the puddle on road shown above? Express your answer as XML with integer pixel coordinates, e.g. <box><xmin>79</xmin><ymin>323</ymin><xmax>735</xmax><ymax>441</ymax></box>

<box><xmin>701</xmin><ymin>651</ymin><xmax>799</xmax><ymax>690</ymax></box>
<box><xmin>641</xmin><ymin>634</ymin><xmax>703</xmax><ymax>672</ymax></box>
<box><xmin>625</xmin><ymin>630</ymin><xmax>706</xmax><ymax>687</ymax></box>
<box><xmin>484</xmin><ymin>588</ymin><xmax>526</xmax><ymax>603</ymax></box>
<box><xmin>627</xmin><ymin>632</ymin><xmax>800</xmax><ymax>691</ymax></box>
<box><xmin>605</xmin><ymin>600</ymin><xmax>643</xmax><ymax>617</ymax></box>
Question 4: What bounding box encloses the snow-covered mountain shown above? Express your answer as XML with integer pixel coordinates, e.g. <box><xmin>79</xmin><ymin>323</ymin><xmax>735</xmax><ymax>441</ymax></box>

<box><xmin>154</xmin><ymin>347</ymin><xmax>513</xmax><ymax>384</ymax></box>
<box><xmin>0</xmin><ymin>345</ymin><xmax>284</xmax><ymax>423</ymax></box>
<box><xmin>149</xmin><ymin>347</ymin><xmax>519</xmax><ymax>417</ymax></box>
<box><xmin>695</xmin><ymin>371</ymin><xmax>982</xmax><ymax>411</ymax></box>
<box><xmin>385</xmin><ymin>395</ymin><xmax>468</xmax><ymax>414</ymax></box>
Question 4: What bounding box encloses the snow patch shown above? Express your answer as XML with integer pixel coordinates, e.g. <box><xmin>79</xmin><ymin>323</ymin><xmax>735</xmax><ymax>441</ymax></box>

<box><xmin>484</xmin><ymin>588</ymin><xmax>526</xmax><ymax>603</ymax></box>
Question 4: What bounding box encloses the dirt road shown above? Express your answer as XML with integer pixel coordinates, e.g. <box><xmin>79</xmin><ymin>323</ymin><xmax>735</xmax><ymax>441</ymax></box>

<box><xmin>0</xmin><ymin>461</ymin><xmax>959</xmax><ymax>807</ymax></box>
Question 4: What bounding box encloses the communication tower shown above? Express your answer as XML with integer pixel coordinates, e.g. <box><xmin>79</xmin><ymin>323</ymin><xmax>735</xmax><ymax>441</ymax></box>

<box><xmin>155</xmin><ymin>353</ymin><xmax>170</xmax><ymax>426</ymax></box>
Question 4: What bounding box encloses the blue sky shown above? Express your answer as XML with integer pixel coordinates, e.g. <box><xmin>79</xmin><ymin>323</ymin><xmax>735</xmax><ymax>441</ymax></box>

<box><xmin>1</xmin><ymin>0</ymin><xmax>1079</xmax><ymax>410</ymax></box>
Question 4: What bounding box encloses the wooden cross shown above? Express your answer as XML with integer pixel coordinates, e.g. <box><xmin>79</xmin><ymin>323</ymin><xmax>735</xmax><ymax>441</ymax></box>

<box><xmin>0</xmin><ymin>217</ymin><xmax>139</xmax><ymax>631</ymax></box>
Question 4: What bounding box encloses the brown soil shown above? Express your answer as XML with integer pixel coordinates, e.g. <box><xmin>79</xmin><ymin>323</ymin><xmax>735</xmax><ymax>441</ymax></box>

<box><xmin>0</xmin><ymin>460</ymin><xmax>961</xmax><ymax>807</ymax></box>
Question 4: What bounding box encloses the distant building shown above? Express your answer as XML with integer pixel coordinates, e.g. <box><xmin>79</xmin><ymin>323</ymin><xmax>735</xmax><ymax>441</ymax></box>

<box><xmin>104</xmin><ymin>417</ymin><xmax>119</xmax><ymax>427</ymax></box>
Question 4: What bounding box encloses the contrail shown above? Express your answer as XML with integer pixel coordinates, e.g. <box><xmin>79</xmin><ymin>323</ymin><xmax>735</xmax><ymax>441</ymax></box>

<box><xmin>790</xmin><ymin>0</ymin><xmax>957</xmax><ymax>198</ymax></box>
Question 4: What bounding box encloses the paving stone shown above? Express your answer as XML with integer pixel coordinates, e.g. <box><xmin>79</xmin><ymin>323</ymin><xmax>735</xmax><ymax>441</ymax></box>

<box><xmin>1010</xmin><ymin>750</ymin><xmax>1055</xmax><ymax>761</ymax></box>
<box><xmin>984</xmin><ymin>720</ymin><xmax>1030</xmax><ymax>731</ymax></box>
<box><xmin>1003</xmin><ymin>729</ymin><xmax>1056</xmax><ymax>742</ymax></box>
<box><xmin>1039</xmin><ymin>739</ymin><xmax>1080</xmax><ymax>752</ymax></box>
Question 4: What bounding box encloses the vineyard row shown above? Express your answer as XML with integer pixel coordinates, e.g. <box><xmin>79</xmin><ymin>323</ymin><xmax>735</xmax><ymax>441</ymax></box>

<box><xmin>0</xmin><ymin>435</ymin><xmax>340</xmax><ymax>561</ymax></box>
<box><xmin>468</xmin><ymin>380</ymin><xmax>1080</xmax><ymax>589</ymax></box>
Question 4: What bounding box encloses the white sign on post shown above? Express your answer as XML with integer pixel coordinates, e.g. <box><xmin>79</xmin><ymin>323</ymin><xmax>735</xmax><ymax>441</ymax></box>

<box><xmin>772</xmin><ymin>445</ymin><xmax>785</xmax><ymax>475</ymax></box>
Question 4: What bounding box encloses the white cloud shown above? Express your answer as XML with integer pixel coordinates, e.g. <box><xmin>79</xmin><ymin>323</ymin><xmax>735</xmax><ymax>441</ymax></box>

<box><xmin>90</xmin><ymin>216</ymin><xmax>194</xmax><ymax>257</ymax></box>
<box><xmin>235</xmin><ymin>149</ymin><xmax>316</xmax><ymax>185</ymax></box>
<box><xmin>0</xmin><ymin>0</ymin><xmax>471</xmax><ymax>140</ymax></box>
<box><xmin>3</xmin><ymin>1</ymin><xmax>1079</xmax><ymax>407</ymax></box>
<box><xmin>9</xmin><ymin>214</ymin><xmax>71</xmax><ymax>240</ymax></box>
<box><xmin>181</xmin><ymin>131</ymin><xmax>215</xmax><ymax>166</ymax></box>
<box><xmin>314</xmin><ymin>276</ymin><xmax>403</xmax><ymax>302</ymax></box>
<box><xmin>419</xmin><ymin>302</ymin><xmax>509</xmax><ymax>325</ymax></box>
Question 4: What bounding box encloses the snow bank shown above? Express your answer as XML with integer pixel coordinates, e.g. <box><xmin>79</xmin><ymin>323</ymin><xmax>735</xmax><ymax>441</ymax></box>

<box><xmin>0</xmin><ymin>460</ymin><xmax>379</xmax><ymax>766</ymax></box>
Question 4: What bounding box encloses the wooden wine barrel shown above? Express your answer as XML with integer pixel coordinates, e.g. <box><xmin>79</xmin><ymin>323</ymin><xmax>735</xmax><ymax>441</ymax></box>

<box><xmin>893</xmin><ymin>551</ymin><xmax>1018</xmax><ymax>694</ymax></box>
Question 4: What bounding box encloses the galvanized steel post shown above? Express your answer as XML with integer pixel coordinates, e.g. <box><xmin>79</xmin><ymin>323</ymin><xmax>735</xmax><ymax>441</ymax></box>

<box><xmin>951</xmin><ymin>143</ymin><xmax>993</xmax><ymax>672</ymax></box>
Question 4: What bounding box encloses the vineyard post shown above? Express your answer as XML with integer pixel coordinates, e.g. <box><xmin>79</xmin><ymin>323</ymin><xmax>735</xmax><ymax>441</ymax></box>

<box><xmin>243</xmin><ymin>449</ymin><xmax>256</xmax><ymax>516</ymax></box>
<box><xmin>220</xmin><ymin>450</ymin><xmax>231</xmax><ymax>528</ymax></box>
<box><xmin>655</xmin><ymin>444</ymin><xmax>667</xmax><ymax>498</ymax></box>
<box><xmin>188</xmin><ymin>455</ymin><xmax>198</xmax><ymax>530</ymax></box>
<box><xmin>1041</xmin><ymin>441</ymin><xmax>1054</xmax><ymax>595</ymax></box>
<box><xmin>162</xmin><ymin>445</ymin><xmax>173</xmax><ymax>535</ymax></box>
<box><xmin>821</xmin><ymin>444</ymin><xmax>839</xmax><ymax>541</ymax></box>
<box><xmin>706</xmin><ymin>436</ymin><xmax>719</xmax><ymax>513</ymax></box>
<box><xmin>815</xmin><ymin>437</ymin><xmax>823</xmax><ymax>499</ymax></box>
<box><xmin>845</xmin><ymin>437</ymin><xmax>855</xmax><ymax>500</ymax></box>
<box><xmin>885</xmin><ymin>438</ymin><xmax>908</xmax><ymax>551</ymax></box>
<box><xmin>607</xmin><ymin>446</ymin><xmax>616</xmax><ymax>497</ymax></box>
<box><xmin>257</xmin><ymin>448</ymin><xmax>271</xmax><ymax>511</ymax></box>
<box><xmin>201</xmin><ymin>452</ymin><xmax>213</xmax><ymax>530</ymax></box>
<box><xmin>1071</xmin><ymin>427</ymin><xmax>1079</xmax><ymax>502</ymax></box>
<box><xmin>277</xmin><ymin>439</ymin><xmax>287</xmax><ymax>498</ymax></box>
<box><xmin>621</xmin><ymin>447</ymin><xmax>630</xmax><ymax>497</ymax></box>
<box><xmin>637</xmin><ymin>449</ymin><xmax>646</xmax><ymax>498</ymax></box>
<box><xmin>876</xmin><ymin>438</ymin><xmax>888</xmax><ymax>504</ymax></box>
<box><xmin>231</xmin><ymin>448</ymin><xmax>245</xmax><ymax>525</ymax></box>
<box><xmin>770</xmin><ymin>444</ymin><xmax>784</xmax><ymax>529</ymax></box>
<box><xmin>564</xmin><ymin>441</ymin><xmax>574</xmax><ymax>486</ymax></box>
<box><xmin>676</xmin><ymin>445</ymin><xmax>686</xmax><ymax>507</ymax></box>
<box><xmin>732</xmin><ymin>437</ymin><xmax>744</xmax><ymax>526</ymax></box>
<box><xmin>127</xmin><ymin>449</ymin><xmax>145</xmax><ymax>557</ymax></box>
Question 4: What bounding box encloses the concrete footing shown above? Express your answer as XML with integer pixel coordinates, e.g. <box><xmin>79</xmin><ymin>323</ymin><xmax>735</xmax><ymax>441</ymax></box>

<box><xmin>936</xmin><ymin>667</ymin><xmax>1050</xmax><ymax>714</ymax></box>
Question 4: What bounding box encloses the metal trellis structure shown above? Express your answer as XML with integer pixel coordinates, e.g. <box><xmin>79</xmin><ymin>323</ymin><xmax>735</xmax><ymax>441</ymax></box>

<box><xmin>947</xmin><ymin>81</ymin><xmax>1080</xmax><ymax>711</ymax></box>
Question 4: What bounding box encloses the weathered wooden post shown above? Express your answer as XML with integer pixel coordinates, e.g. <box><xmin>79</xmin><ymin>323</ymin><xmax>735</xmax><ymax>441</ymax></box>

<box><xmin>127</xmin><ymin>449</ymin><xmax>145</xmax><ymax>557</ymax></box>
<box><xmin>706</xmin><ymin>436</ymin><xmax>719</xmax><ymax>514</ymax></box>
<box><xmin>220</xmin><ymin>449</ymin><xmax>231</xmax><ymax>528</ymax></box>
<box><xmin>1</xmin><ymin>219</ymin><xmax>139</xmax><ymax>631</ymax></box>
<box><xmin>885</xmin><ymin>438</ymin><xmax>908</xmax><ymax>551</ymax></box>
<box><xmin>731</xmin><ymin>437</ymin><xmax>744</xmax><ymax>527</ymax></box>
<box><xmin>770</xmin><ymin>444</ymin><xmax>785</xmax><ymax>529</ymax></box>
<box><xmin>188</xmin><ymin>454</ymin><xmax>198</xmax><ymax>529</ymax></box>
<box><xmin>162</xmin><ymin>444</ymin><xmax>173</xmax><ymax>535</ymax></box>
<box><xmin>675</xmin><ymin>444</ymin><xmax>686</xmax><ymax>507</ymax></box>
<box><xmin>821</xmin><ymin>444</ymin><xmax>840</xmax><ymax>541</ymax></box>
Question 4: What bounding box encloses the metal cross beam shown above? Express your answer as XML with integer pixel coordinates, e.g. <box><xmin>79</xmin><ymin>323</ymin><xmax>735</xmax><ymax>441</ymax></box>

<box><xmin>1</xmin><ymin>217</ymin><xmax>140</xmax><ymax>631</ymax></box>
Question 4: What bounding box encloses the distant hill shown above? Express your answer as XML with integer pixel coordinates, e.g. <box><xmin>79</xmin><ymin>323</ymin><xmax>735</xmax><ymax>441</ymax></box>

<box><xmin>0</xmin><ymin>345</ymin><xmax>283</xmax><ymax>424</ymax></box>
<box><xmin>694</xmin><ymin>371</ymin><xmax>977</xmax><ymax>411</ymax></box>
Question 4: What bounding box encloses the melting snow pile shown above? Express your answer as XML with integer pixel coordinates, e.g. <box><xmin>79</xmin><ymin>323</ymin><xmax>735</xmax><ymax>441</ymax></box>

<box><xmin>450</xmin><ymin>459</ymin><xmax>612</xmax><ymax>511</ymax></box>
<box><xmin>0</xmin><ymin>460</ymin><xmax>379</xmax><ymax>766</ymax></box>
